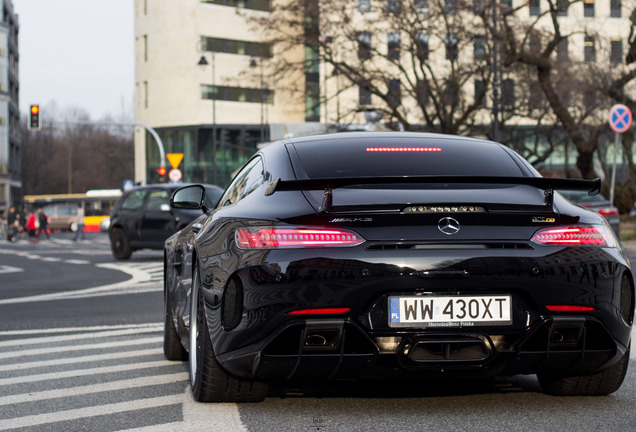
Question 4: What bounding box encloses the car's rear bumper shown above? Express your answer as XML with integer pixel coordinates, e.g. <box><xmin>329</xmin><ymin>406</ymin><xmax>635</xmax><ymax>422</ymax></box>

<box><xmin>201</xmin><ymin>244</ymin><xmax>633</xmax><ymax>381</ymax></box>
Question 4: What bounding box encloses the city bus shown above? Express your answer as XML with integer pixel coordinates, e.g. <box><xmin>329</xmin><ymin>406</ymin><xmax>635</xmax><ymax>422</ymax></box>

<box><xmin>23</xmin><ymin>189</ymin><xmax>122</xmax><ymax>232</ymax></box>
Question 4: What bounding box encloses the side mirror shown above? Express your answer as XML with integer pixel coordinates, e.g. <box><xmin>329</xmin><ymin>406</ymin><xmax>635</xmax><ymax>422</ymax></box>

<box><xmin>170</xmin><ymin>185</ymin><xmax>208</xmax><ymax>211</ymax></box>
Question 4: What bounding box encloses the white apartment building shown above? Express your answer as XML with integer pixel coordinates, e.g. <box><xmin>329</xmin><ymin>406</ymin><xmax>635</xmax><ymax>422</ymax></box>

<box><xmin>135</xmin><ymin>0</ymin><xmax>635</xmax><ymax>186</ymax></box>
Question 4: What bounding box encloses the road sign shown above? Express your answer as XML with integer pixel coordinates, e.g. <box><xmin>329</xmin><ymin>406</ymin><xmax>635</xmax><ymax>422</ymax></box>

<box><xmin>609</xmin><ymin>104</ymin><xmax>632</xmax><ymax>133</ymax></box>
<box><xmin>167</xmin><ymin>153</ymin><xmax>184</xmax><ymax>169</ymax></box>
<box><xmin>123</xmin><ymin>180</ymin><xmax>134</xmax><ymax>191</ymax></box>
<box><xmin>169</xmin><ymin>168</ymin><xmax>182</xmax><ymax>183</ymax></box>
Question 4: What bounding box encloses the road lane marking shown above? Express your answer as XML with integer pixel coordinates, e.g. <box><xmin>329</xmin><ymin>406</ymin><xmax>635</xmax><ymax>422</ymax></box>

<box><xmin>0</xmin><ymin>265</ymin><xmax>23</xmax><ymax>274</ymax></box>
<box><xmin>0</xmin><ymin>262</ymin><xmax>163</xmax><ymax>304</ymax></box>
<box><xmin>0</xmin><ymin>395</ymin><xmax>183</xmax><ymax>431</ymax></box>
<box><xmin>0</xmin><ymin>322</ymin><xmax>161</xmax><ymax>337</ymax></box>
<box><xmin>0</xmin><ymin>336</ymin><xmax>162</xmax><ymax>360</ymax></box>
<box><xmin>0</xmin><ymin>324</ymin><xmax>162</xmax><ymax>348</ymax></box>
<box><xmin>0</xmin><ymin>348</ymin><xmax>163</xmax><ymax>373</ymax></box>
<box><xmin>0</xmin><ymin>360</ymin><xmax>179</xmax><ymax>386</ymax></box>
<box><xmin>0</xmin><ymin>372</ymin><xmax>188</xmax><ymax>405</ymax></box>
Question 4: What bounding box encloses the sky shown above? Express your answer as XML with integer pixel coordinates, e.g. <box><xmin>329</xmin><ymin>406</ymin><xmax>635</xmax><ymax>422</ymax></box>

<box><xmin>12</xmin><ymin>0</ymin><xmax>135</xmax><ymax>120</ymax></box>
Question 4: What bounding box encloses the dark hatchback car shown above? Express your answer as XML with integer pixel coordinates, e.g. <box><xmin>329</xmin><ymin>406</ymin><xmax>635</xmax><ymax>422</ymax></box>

<box><xmin>109</xmin><ymin>183</ymin><xmax>222</xmax><ymax>260</ymax></box>
<box><xmin>163</xmin><ymin>132</ymin><xmax>633</xmax><ymax>402</ymax></box>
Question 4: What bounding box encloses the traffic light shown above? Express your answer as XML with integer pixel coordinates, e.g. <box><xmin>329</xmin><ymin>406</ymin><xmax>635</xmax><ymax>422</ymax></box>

<box><xmin>28</xmin><ymin>105</ymin><xmax>41</xmax><ymax>130</ymax></box>
<box><xmin>157</xmin><ymin>166</ymin><xmax>167</xmax><ymax>183</ymax></box>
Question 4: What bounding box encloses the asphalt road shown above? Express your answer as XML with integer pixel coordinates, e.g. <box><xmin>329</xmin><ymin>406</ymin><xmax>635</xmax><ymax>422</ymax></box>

<box><xmin>1</xmin><ymin>232</ymin><xmax>636</xmax><ymax>431</ymax></box>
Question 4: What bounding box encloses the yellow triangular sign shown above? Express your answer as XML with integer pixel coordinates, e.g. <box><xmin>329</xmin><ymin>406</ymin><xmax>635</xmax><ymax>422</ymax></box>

<box><xmin>167</xmin><ymin>153</ymin><xmax>184</xmax><ymax>169</ymax></box>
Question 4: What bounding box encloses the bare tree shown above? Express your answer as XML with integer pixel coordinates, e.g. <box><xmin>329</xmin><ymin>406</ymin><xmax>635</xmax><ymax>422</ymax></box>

<box><xmin>21</xmin><ymin>106</ymin><xmax>134</xmax><ymax>195</ymax></box>
<box><xmin>249</xmin><ymin>0</ymin><xmax>501</xmax><ymax>134</ymax></box>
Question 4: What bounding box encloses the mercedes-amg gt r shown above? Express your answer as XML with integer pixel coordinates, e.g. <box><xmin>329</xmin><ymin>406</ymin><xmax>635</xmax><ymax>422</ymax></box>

<box><xmin>163</xmin><ymin>132</ymin><xmax>633</xmax><ymax>402</ymax></box>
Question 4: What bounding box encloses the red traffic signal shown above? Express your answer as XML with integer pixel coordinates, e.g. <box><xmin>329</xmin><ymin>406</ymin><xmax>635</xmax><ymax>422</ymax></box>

<box><xmin>157</xmin><ymin>166</ymin><xmax>167</xmax><ymax>176</ymax></box>
<box><xmin>28</xmin><ymin>104</ymin><xmax>41</xmax><ymax>130</ymax></box>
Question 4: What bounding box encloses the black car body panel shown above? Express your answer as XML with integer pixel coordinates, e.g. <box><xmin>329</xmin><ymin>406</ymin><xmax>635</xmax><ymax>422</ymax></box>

<box><xmin>164</xmin><ymin>132</ymin><xmax>633</xmax><ymax>400</ymax></box>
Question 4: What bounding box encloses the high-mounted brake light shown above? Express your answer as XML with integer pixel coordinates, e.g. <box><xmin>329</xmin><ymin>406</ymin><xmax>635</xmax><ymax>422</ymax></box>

<box><xmin>366</xmin><ymin>147</ymin><xmax>441</xmax><ymax>152</ymax></box>
<box><xmin>531</xmin><ymin>226</ymin><xmax>616</xmax><ymax>247</ymax></box>
<box><xmin>546</xmin><ymin>305</ymin><xmax>596</xmax><ymax>312</ymax></box>
<box><xmin>236</xmin><ymin>227</ymin><xmax>365</xmax><ymax>249</ymax></box>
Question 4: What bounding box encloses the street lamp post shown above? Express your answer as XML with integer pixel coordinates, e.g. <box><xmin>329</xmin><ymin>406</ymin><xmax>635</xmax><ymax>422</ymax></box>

<box><xmin>492</xmin><ymin>0</ymin><xmax>500</xmax><ymax>142</ymax></box>
<box><xmin>198</xmin><ymin>52</ymin><xmax>217</xmax><ymax>184</ymax></box>
<box><xmin>250</xmin><ymin>59</ymin><xmax>265</xmax><ymax>142</ymax></box>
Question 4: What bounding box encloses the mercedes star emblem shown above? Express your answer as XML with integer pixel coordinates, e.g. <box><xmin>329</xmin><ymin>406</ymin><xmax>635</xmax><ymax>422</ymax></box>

<box><xmin>438</xmin><ymin>217</ymin><xmax>460</xmax><ymax>235</ymax></box>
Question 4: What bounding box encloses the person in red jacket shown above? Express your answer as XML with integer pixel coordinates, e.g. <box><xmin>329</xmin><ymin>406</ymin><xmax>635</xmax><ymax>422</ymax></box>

<box><xmin>25</xmin><ymin>210</ymin><xmax>39</xmax><ymax>244</ymax></box>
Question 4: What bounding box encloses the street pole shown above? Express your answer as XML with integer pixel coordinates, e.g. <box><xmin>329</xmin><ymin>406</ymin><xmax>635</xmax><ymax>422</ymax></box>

<box><xmin>492</xmin><ymin>0</ymin><xmax>500</xmax><ymax>142</ymax></box>
<box><xmin>610</xmin><ymin>132</ymin><xmax>619</xmax><ymax>206</ymax></box>
<box><xmin>198</xmin><ymin>53</ymin><xmax>217</xmax><ymax>184</ymax></box>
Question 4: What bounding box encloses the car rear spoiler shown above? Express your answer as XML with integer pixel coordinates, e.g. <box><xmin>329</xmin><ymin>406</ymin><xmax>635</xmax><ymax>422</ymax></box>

<box><xmin>265</xmin><ymin>176</ymin><xmax>601</xmax><ymax>214</ymax></box>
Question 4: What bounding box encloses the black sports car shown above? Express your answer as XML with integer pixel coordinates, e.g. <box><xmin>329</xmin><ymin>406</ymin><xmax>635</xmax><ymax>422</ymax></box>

<box><xmin>163</xmin><ymin>132</ymin><xmax>633</xmax><ymax>402</ymax></box>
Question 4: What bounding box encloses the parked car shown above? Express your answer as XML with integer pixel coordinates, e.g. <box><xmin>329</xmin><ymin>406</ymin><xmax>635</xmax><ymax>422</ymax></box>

<box><xmin>559</xmin><ymin>190</ymin><xmax>620</xmax><ymax>236</ymax></box>
<box><xmin>108</xmin><ymin>183</ymin><xmax>223</xmax><ymax>260</ymax></box>
<box><xmin>42</xmin><ymin>204</ymin><xmax>78</xmax><ymax>232</ymax></box>
<box><xmin>163</xmin><ymin>132</ymin><xmax>632</xmax><ymax>403</ymax></box>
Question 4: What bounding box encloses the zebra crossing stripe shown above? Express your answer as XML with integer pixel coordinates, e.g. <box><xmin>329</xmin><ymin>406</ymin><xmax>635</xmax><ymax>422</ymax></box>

<box><xmin>0</xmin><ymin>347</ymin><xmax>163</xmax><ymax>373</ymax></box>
<box><xmin>0</xmin><ymin>394</ymin><xmax>183</xmax><ymax>431</ymax></box>
<box><xmin>0</xmin><ymin>360</ymin><xmax>177</xmax><ymax>386</ymax></box>
<box><xmin>0</xmin><ymin>372</ymin><xmax>188</xmax><ymax>405</ymax></box>
<box><xmin>0</xmin><ymin>336</ymin><xmax>162</xmax><ymax>360</ymax></box>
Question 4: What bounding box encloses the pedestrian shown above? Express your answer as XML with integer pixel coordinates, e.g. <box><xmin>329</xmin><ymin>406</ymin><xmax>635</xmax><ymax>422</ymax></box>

<box><xmin>74</xmin><ymin>203</ymin><xmax>86</xmax><ymax>241</ymax></box>
<box><xmin>6</xmin><ymin>206</ymin><xmax>17</xmax><ymax>241</ymax></box>
<box><xmin>25</xmin><ymin>209</ymin><xmax>39</xmax><ymax>243</ymax></box>
<box><xmin>19</xmin><ymin>207</ymin><xmax>28</xmax><ymax>238</ymax></box>
<box><xmin>37</xmin><ymin>208</ymin><xmax>50</xmax><ymax>240</ymax></box>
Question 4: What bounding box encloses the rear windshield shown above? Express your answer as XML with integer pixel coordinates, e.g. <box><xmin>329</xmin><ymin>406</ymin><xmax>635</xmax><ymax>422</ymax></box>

<box><xmin>290</xmin><ymin>136</ymin><xmax>525</xmax><ymax>178</ymax></box>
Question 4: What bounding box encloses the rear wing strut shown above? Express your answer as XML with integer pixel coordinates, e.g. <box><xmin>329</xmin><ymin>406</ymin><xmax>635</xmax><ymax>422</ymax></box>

<box><xmin>264</xmin><ymin>176</ymin><xmax>601</xmax><ymax>214</ymax></box>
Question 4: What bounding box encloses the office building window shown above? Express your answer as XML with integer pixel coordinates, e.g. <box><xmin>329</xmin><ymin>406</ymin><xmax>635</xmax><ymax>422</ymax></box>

<box><xmin>556</xmin><ymin>0</ymin><xmax>568</xmax><ymax>16</ymax></box>
<box><xmin>474</xmin><ymin>79</ymin><xmax>486</xmax><ymax>107</ymax></box>
<box><xmin>584</xmin><ymin>0</ymin><xmax>594</xmax><ymax>17</ymax></box>
<box><xmin>500</xmin><ymin>0</ymin><xmax>512</xmax><ymax>12</ymax></box>
<box><xmin>358</xmin><ymin>32</ymin><xmax>371</xmax><ymax>60</ymax></box>
<box><xmin>529</xmin><ymin>0</ymin><xmax>540</xmax><ymax>15</ymax></box>
<box><xmin>200</xmin><ymin>0</ymin><xmax>272</xmax><ymax>12</ymax></box>
<box><xmin>143</xmin><ymin>35</ymin><xmax>148</xmax><ymax>62</ymax></box>
<box><xmin>610</xmin><ymin>0</ymin><xmax>621</xmax><ymax>17</ymax></box>
<box><xmin>358</xmin><ymin>0</ymin><xmax>371</xmax><ymax>12</ymax></box>
<box><xmin>611</xmin><ymin>39</ymin><xmax>623</xmax><ymax>64</ymax></box>
<box><xmin>201</xmin><ymin>84</ymin><xmax>274</xmax><ymax>104</ymax></box>
<box><xmin>416</xmin><ymin>33</ymin><xmax>429</xmax><ymax>61</ymax></box>
<box><xmin>387</xmin><ymin>0</ymin><xmax>401</xmax><ymax>14</ymax></box>
<box><xmin>388</xmin><ymin>32</ymin><xmax>400</xmax><ymax>60</ymax></box>
<box><xmin>445</xmin><ymin>34</ymin><xmax>458</xmax><ymax>61</ymax></box>
<box><xmin>388</xmin><ymin>79</ymin><xmax>401</xmax><ymax>106</ymax></box>
<box><xmin>359</xmin><ymin>81</ymin><xmax>372</xmax><ymax>105</ymax></box>
<box><xmin>474</xmin><ymin>36</ymin><xmax>486</xmax><ymax>62</ymax></box>
<box><xmin>445</xmin><ymin>0</ymin><xmax>457</xmax><ymax>14</ymax></box>
<box><xmin>416</xmin><ymin>0</ymin><xmax>429</xmax><ymax>10</ymax></box>
<box><xmin>584</xmin><ymin>36</ymin><xmax>595</xmax><ymax>62</ymax></box>
<box><xmin>502</xmin><ymin>79</ymin><xmax>515</xmax><ymax>108</ymax></box>
<box><xmin>473</xmin><ymin>0</ymin><xmax>485</xmax><ymax>14</ymax></box>
<box><xmin>557</xmin><ymin>38</ymin><xmax>568</xmax><ymax>60</ymax></box>
<box><xmin>201</xmin><ymin>36</ymin><xmax>272</xmax><ymax>58</ymax></box>
<box><xmin>416</xmin><ymin>80</ymin><xmax>430</xmax><ymax>106</ymax></box>
<box><xmin>144</xmin><ymin>81</ymin><xmax>148</xmax><ymax>109</ymax></box>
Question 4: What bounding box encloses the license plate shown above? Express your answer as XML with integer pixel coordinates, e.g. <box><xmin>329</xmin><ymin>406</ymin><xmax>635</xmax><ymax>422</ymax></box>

<box><xmin>388</xmin><ymin>295</ymin><xmax>512</xmax><ymax>328</ymax></box>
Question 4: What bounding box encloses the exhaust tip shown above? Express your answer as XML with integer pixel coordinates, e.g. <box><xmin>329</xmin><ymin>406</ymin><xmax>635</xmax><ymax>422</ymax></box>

<box><xmin>305</xmin><ymin>334</ymin><xmax>328</xmax><ymax>347</ymax></box>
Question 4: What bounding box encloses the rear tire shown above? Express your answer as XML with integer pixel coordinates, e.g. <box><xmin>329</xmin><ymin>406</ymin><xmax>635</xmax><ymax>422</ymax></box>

<box><xmin>110</xmin><ymin>228</ymin><xmax>132</xmax><ymax>260</ymax></box>
<box><xmin>163</xmin><ymin>265</ymin><xmax>187</xmax><ymax>361</ymax></box>
<box><xmin>189</xmin><ymin>264</ymin><xmax>267</xmax><ymax>402</ymax></box>
<box><xmin>538</xmin><ymin>345</ymin><xmax>630</xmax><ymax>396</ymax></box>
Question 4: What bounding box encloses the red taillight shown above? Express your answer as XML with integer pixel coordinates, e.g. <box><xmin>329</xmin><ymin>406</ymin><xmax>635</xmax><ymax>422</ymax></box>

<box><xmin>235</xmin><ymin>227</ymin><xmax>365</xmax><ymax>249</ymax></box>
<box><xmin>288</xmin><ymin>307</ymin><xmax>351</xmax><ymax>315</ymax></box>
<box><xmin>546</xmin><ymin>305</ymin><xmax>596</xmax><ymax>312</ymax></box>
<box><xmin>531</xmin><ymin>226</ymin><xmax>615</xmax><ymax>247</ymax></box>
<box><xmin>597</xmin><ymin>207</ymin><xmax>618</xmax><ymax>217</ymax></box>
